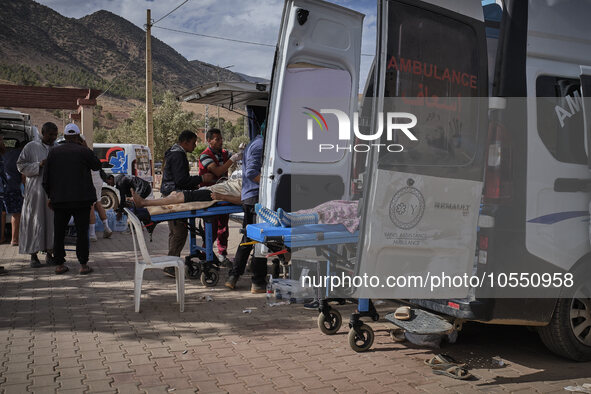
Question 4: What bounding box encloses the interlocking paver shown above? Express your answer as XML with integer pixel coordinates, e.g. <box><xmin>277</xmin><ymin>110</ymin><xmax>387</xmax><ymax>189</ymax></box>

<box><xmin>2</xmin><ymin>224</ymin><xmax>588</xmax><ymax>394</ymax></box>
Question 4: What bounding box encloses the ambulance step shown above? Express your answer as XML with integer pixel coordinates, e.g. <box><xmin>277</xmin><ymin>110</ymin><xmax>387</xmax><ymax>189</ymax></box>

<box><xmin>385</xmin><ymin>308</ymin><xmax>453</xmax><ymax>335</ymax></box>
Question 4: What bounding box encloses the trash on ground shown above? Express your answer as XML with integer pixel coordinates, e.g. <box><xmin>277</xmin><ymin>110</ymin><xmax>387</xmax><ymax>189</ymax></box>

<box><xmin>201</xmin><ymin>295</ymin><xmax>213</xmax><ymax>302</ymax></box>
<box><xmin>404</xmin><ymin>332</ymin><xmax>443</xmax><ymax>348</ymax></box>
<box><xmin>267</xmin><ymin>301</ymin><xmax>290</xmax><ymax>307</ymax></box>
<box><xmin>564</xmin><ymin>384</ymin><xmax>591</xmax><ymax>393</ymax></box>
<box><xmin>492</xmin><ymin>356</ymin><xmax>505</xmax><ymax>367</ymax></box>
<box><xmin>242</xmin><ymin>309</ymin><xmax>252</xmax><ymax>314</ymax></box>
<box><xmin>182</xmin><ymin>350</ymin><xmax>188</xmax><ymax>354</ymax></box>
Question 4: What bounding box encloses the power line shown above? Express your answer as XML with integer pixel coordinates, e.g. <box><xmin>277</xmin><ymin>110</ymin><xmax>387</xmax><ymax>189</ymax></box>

<box><xmin>155</xmin><ymin>25</ymin><xmax>374</xmax><ymax>56</ymax></box>
<box><xmin>153</xmin><ymin>26</ymin><xmax>276</xmax><ymax>48</ymax></box>
<box><xmin>152</xmin><ymin>0</ymin><xmax>189</xmax><ymax>26</ymax></box>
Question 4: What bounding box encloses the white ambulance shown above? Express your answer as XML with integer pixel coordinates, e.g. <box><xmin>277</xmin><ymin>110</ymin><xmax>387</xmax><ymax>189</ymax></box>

<box><xmin>263</xmin><ymin>0</ymin><xmax>591</xmax><ymax>360</ymax></box>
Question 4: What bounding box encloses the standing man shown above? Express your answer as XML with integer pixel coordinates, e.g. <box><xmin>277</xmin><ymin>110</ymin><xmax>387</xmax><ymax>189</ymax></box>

<box><xmin>42</xmin><ymin>124</ymin><xmax>101</xmax><ymax>275</ymax></box>
<box><xmin>225</xmin><ymin>132</ymin><xmax>267</xmax><ymax>293</ymax></box>
<box><xmin>17</xmin><ymin>122</ymin><xmax>58</xmax><ymax>267</ymax></box>
<box><xmin>161</xmin><ymin>130</ymin><xmax>211</xmax><ymax>277</ymax></box>
<box><xmin>198</xmin><ymin>128</ymin><xmax>242</xmax><ymax>265</ymax></box>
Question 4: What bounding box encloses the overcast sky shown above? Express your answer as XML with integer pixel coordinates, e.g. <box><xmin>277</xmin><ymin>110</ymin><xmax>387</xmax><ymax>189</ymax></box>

<box><xmin>36</xmin><ymin>0</ymin><xmax>377</xmax><ymax>83</ymax></box>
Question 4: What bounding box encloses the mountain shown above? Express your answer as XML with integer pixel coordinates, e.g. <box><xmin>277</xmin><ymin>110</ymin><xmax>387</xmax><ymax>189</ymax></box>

<box><xmin>0</xmin><ymin>0</ymin><xmax>246</xmax><ymax>99</ymax></box>
<box><xmin>235</xmin><ymin>72</ymin><xmax>270</xmax><ymax>84</ymax></box>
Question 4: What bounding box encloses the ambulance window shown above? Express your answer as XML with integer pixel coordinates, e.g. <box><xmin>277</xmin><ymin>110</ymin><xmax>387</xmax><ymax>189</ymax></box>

<box><xmin>134</xmin><ymin>148</ymin><xmax>151</xmax><ymax>176</ymax></box>
<box><xmin>276</xmin><ymin>65</ymin><xmax>352</xmax><ymax>163</ymax></box>
<box><xmin>536</xmin><ymin>76</ymin><xmax>586</xmax><ymax>165</ymax></box>
<box><xmin>378</xmin><ymin>1</ymin><xmax>484</xmax><ymax>169</ymax></box>
<box><xmin>93</xmin><ymin>147</ymin><xmax>114</xmax><ymax>169</ymax></box>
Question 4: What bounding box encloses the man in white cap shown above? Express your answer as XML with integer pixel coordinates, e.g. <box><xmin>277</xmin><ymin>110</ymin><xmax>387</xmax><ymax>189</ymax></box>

<box><xmin>42</xmin><ymin>123</ymin><xmax>101</xmax><ymax>275</ymax></box>
<box><xmin>17</xmin><ymin>122</ymin><xmax>58</xmax><ymax>267</ymax></box>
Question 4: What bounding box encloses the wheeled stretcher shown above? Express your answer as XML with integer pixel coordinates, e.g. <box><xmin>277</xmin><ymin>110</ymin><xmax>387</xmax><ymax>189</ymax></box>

<box><xmin>246</xmin><ymin>222</ymin><xmax>379</xmax><ymax>342</ymax></box>
<box><xmin>247</xmin><ymin>222</ymin><xmax>451</xmax><ymax>352</ymax></box>
<box><xmin>149</xmin><ymin>201</ymin><xmax>243</xmax><ymax>286</ymax></box>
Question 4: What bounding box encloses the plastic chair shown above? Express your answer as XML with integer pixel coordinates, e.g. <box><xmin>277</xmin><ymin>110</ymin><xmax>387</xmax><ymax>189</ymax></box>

<box><xmin>124</xmin><ymin>208</ymin><xmax>185</xmax><ymax>312</ymax></box>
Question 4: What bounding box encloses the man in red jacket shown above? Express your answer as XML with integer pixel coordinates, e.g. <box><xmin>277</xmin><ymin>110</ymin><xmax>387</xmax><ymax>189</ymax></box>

<box><xmin>198</xmin><ymin>128</ymin><xmax>242</xmax><ymax>265</ymax></box>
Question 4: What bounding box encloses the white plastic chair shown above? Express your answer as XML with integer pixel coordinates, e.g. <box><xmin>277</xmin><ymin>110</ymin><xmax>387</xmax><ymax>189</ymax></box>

<box><xmin>124</xmin><ymin>208</ymin><xmax>185</xmax><ymax>312</ymax></box>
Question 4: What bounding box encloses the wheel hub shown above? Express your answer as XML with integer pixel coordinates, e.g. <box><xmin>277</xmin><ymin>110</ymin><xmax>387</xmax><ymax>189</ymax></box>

<box><xmin>570</xmin><ymin>295</ymin><xmax>591</xmax><ymax>346</ymax></box>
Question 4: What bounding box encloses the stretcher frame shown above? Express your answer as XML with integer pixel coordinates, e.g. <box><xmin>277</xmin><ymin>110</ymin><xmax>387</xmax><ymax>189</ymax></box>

<box><xmin>246</xmin><ymin>223</ymin><xmax>378</xmax><ymax>341</ymax></box>
<box><xmin>151</xmin><ymin>202</ymin><xmax>243</xmax><ymax>286</ymax></box>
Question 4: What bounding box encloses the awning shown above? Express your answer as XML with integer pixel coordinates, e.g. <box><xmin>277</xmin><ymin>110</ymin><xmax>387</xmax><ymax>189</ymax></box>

<box><xmin>177</xmin><ymin>81</ymin><xmax>269</xmax><ymax>109</ymax></box>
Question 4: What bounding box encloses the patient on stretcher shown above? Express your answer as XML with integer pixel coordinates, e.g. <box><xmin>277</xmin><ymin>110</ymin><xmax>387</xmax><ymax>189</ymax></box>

<box><xmin>255</xmin><ymin>200</ymin><xmax>360</xmax><ymax>233</ymax></box>
<box><xmin>133</xmin><ymin>177</ymin><xmax>242</xmax><ymax>207</ymax></box>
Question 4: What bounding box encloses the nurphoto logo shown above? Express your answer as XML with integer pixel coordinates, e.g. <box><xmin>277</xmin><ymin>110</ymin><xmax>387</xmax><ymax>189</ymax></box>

<box><xmin>303</xmin><ymin>108</ymin><xmax>418</xmax><ymax>152</ymax></box>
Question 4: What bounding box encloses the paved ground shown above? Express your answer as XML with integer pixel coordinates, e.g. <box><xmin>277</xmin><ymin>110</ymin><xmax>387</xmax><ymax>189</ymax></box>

<box><xmin>1</xmin><ymin>221</ymin><xmax>591</xmax><ymax>393</ymax></box>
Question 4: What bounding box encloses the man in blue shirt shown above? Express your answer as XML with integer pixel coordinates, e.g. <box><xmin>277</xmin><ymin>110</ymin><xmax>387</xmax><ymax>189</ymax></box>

<box><xmin>225</xmin><ymin>134</ymin><xmax>267</xmax><ymax>293</ymax></box>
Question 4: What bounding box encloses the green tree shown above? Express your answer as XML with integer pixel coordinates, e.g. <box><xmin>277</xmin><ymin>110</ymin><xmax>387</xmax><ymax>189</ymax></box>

<box><xmin>152</xmin><ymin>91</ymin><xmax>203</xmax><ymax>163</ymax></box>
<box><xmin>94</xmin><ymin>91</ymin><xmax>205</xmax><ymax>162</ymax></box>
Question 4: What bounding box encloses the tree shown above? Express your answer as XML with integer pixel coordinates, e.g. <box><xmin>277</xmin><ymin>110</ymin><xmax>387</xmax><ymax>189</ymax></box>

<box><xmin>152</xmin><ymin>91</ymin><xmax>203</xmax><ymax>162</ymax></box>
<box><xmin>94</xmin><ymin>91</ymin><xmax>204</xmax><ymax>162</ymax></box>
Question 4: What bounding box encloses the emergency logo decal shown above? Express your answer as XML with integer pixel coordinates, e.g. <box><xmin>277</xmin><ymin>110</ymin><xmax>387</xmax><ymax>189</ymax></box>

<box><xmin>389</xmin><ymin>186</ymin><xmax>425</xmax><ymax>230</ymax></box>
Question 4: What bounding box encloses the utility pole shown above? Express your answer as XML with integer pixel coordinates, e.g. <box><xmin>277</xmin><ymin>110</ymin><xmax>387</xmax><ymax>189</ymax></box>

<box><xmin>146</xmin><ymin>9</ymin><xmax>155</xmax><ymax>179</ymax></box>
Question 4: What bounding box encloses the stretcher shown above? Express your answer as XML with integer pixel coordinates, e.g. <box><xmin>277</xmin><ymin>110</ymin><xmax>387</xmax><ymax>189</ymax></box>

<box><xmin>246</xmin><ymin>222</ymin><xmax>374</xmax><ymax>337</ymax></box>
<box><xmin>150</xmin><ymin>201</ymin><xmax>243</xmax><ymax>286</ymax></box>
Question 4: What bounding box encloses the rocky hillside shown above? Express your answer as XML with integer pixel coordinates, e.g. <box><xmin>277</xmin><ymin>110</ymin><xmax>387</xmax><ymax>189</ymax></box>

<box><xmin>0</xmin><ymin>0</ymin><xmax>246</xmax><ymax>99</ymax></box>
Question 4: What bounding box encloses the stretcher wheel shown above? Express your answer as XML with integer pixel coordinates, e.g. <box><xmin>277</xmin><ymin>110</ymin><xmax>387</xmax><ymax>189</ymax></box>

<box><xmin>348</xmin><ymin>324</ymin><xmax>374</xmax><ymax>352</ymax></box>
<box><xmin>200</xmin><ymin>270</ymin><xmax>219</xmax><ymax>287</ymax></box>
<box><xmin>186</xmin><ymin>258</ymin><xmax>201</xmax><ymax>279</ymax></box>
<box><xmin>317</xmin><ymin>309</ymin><xmax>342</xmax><ymax>335</ymax></box>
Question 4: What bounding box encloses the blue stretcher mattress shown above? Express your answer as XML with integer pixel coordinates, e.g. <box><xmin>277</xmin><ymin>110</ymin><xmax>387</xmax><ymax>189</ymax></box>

<box><xmin>246</xmin><ymin>223</ymin><xmax>359</xmax><ymax>248</ymax></box>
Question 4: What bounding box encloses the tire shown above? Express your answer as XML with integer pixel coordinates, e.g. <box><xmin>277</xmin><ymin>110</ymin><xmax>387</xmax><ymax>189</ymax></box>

<box><xmin>101</xmin><ymin>189</ymin><xmax>118</xmax><ymax>210</ymax></box>
<box><xmin>200</xmin><ymin>270</ymin><xmax>219</xmax><ymax>287</ymax></box>
<box><xmin>538</xmin><ymin>282</ymin><xmax>591</xmax><ymax>361</ymax></box>
<box><xmin>348</xmin><ymin>324</ymin><xmax>374</xmax><ymax>352</ymax></box>
<box><xmin>185</xmin><ymin>258</ymin><xmax>201</xmax><ymax>279</ymax></box>
<box><xmin>317</xmin><ymin>309</ymin><xmax>342</xmax><ymax>335</ymax></box>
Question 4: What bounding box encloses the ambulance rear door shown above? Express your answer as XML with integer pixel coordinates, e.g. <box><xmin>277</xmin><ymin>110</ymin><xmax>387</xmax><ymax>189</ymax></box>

<box><xmin>260</xmin><ymin>0</ymin><xmax>364</xmax><ymax>211</ymax></box>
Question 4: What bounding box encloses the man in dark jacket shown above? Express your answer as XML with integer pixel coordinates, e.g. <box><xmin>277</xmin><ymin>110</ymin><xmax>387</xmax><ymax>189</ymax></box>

<box><xmin>160</xmin><ymin>130</ymin><xmax>213</xmax><ymax>277</ymax></box>
<box><xmin>43</xmin><ymin>123</ymin><xmax>101</xmax><ymax>275</ymax></box>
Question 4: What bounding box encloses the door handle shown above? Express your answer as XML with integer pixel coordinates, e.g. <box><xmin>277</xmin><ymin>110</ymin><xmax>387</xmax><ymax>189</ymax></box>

<box><xmin>553</xmin><ymin>178</ymin><xmax>591</xmax><ymax>192</ymax></box>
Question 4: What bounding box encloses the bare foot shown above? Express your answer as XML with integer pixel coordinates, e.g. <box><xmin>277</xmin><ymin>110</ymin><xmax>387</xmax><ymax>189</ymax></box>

<box><xmin>131</xmin><ymin>190</ymin><xmax>145</xmax><ymax>208</ymax></box>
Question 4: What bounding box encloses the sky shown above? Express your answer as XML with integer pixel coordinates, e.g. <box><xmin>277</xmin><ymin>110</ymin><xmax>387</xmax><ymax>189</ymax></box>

<box><xmin>36</xmin><ymin>0</ymin><xmax>377</xmax><ymax>83</ymax></box>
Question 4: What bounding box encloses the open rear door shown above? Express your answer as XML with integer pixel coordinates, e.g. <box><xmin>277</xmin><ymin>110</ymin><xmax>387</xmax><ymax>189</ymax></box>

<box><xmin>355</xmin><ymin>0</ymin><xmax>488</xmax><ymax>300</ymax></box>
<box><xmin>260</xmin><ymin>0</ymin><xmax>364</xmax><ymax>211</ymax></box>
<box><xmin>583</xmin><ymin>66</ymin><xmax>591</xmax><ymax>163</ymax></box>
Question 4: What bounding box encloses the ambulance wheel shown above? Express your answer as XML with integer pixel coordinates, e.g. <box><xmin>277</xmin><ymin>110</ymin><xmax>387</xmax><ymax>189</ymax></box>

<box><xmin>200</xmin><ymin>270</ymin><xmax>219</xmax><ymax>287</ymax></box>
<box><xmin>101</xmin><ymin>189</ymin><xmax>118</xmax><ymax>210</ymax></box>
<box><xmin>317</xmin><ymin>309</ymin><xmax>342</xmax><ymax>335</ymax></box>
<box><xmin>538</xmin><ymin>281</ymin><xmax>591</xmax><ymax>361</ymax></box>
<box><xmin>348</xmin><ymin>324</ymin><xmax>374</xmax><ymax>352</ymax></box>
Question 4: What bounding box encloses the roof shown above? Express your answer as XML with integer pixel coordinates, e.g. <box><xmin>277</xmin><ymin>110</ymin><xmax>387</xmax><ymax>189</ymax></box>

<box><xmin>177</xmin><ymin>81</ymin><xmax>269</xmax><ymax>109</ymax></box>
<box><xmin>0</xmin><ymin>85</ymin><xmax>101</xmax><ymax>110</ymax></box>
<box><xmin>0</xmin><ymin>109</ymin><xmax>30</xmax><ymax>121</ymax></box>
